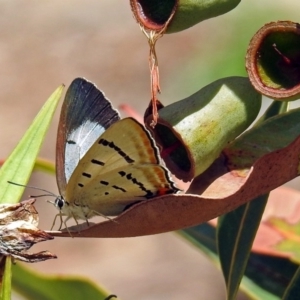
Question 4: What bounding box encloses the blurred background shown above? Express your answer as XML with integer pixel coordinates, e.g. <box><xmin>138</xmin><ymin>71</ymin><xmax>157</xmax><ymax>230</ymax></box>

<box><xmin>0</xmin><ymin>1</ymin><xmax>300</xmax><ymax>299</ymax></box>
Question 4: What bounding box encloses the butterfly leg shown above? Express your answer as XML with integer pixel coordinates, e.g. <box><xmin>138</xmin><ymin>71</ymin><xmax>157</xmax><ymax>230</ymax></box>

<box><xmin>53</xmin><ymin>212</ymin><xmax>76</xmax><ymax>237</ymax></box>
<box><xmin>58</xmin><ymin>211</ymin><xmax>65</xmax><ymax>231</ymax></box>
<box><xmin>50</xmin><ymin>212</ymin><xmax>63</xmax><ymax>231</ymax></box>
<box><xmin>62</xmin><ymin>216</ymin><xmax>74</xmax><ymax>237</ymax></box>
<box><xmin>70</xmin><ymin>211</ymin><xmax>79</xmax><ymax>227</ymax></box>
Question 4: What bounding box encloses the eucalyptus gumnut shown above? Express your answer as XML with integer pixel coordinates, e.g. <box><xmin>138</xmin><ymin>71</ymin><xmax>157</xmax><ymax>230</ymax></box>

<box><xmin>246</xmin><ymin>21</ymin><xmax>300</xmax><ymax>101</ymax></box>
<box><xmin>130</xmin><ymin>0</ymin><xmax>241</xmax><ymax>33</ymax></box>
<box><xmin>145</xmin><ymin>76</ymin><xmax>262</xmax><ymax>182</ymax></box>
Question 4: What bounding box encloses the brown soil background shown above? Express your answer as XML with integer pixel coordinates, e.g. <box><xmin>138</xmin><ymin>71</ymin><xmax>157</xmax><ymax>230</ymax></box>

<box><xmin>1</xmin><ymin>1</ymin><xmax>299</xmax><ymax>299</ymax></box>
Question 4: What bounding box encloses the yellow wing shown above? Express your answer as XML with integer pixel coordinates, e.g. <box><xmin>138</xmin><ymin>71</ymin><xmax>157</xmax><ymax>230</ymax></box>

<box><xmin>65</xmin><ymin>118</ymin><xmax>177</xmax><ymax>215</ymax></box>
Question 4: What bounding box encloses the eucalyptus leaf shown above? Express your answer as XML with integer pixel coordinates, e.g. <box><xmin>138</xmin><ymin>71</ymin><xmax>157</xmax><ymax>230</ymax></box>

<box><xmin>1</xmin><ymin>257</ymin><xmax>12</xmax><ymax>300</ymax></box>
<box><xmin>256</xmin><ymin>101</ymin><xmax>289</xmax><ymax>125</ymax></box>
<box><xmin>12</xmin><ymin>264</ymin><xmax>116</xmax><ymax>300</ymax></box>
<box><xmin>180</xmin><ymin>224</ymin><xmax>298</xmax><ymax>299</ymax></box>
<box><xmin>0</xmin><ymin>85</ymin><xmax>63</xmax><ymax>204</ymax></box>
<box><xmin>34</xmin><ymin>158</ymin><xmax>55</xmax><ymax>175</ymax></box>
<box><xmin>217</xmin><ymin>194</ymin><xmax>269</xmax><ymax>300</ymax></box>
<box><xmin>217</xmin><ymin>100</ymin><xmax>289</xmax><ymax>300</ymax></box>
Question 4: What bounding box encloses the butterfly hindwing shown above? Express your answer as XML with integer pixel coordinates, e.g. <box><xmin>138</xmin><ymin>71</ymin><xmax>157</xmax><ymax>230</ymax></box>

<box><xmin>56</xmin><ymin>78</ymin><xmax>120</xmax><ymax>196</ymax></box>
<box><xmin>67</xmin><ymin>164</ymin><xmax>175</xmax><ymax>216</ymax></box>
<box><xmin>65</xmin><ymin>118</ymin><xmax>178</xmax><ymax>215</ymax></box>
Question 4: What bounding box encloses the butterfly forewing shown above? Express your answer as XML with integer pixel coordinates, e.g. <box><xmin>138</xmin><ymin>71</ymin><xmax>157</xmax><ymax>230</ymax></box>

<box><xmin>65</xmin><ymin>118</ymin><xmax>177</xmax><ymax>215</ymax></box>
<box><xmin>89</xmin><ymin>118</ymin><xmax>162</xmax><ymax>169</ymax></box>
<box><xmin>56</xmin><ymin>78</ymin><xmax>120</xmax><ymax>196</ymax></box>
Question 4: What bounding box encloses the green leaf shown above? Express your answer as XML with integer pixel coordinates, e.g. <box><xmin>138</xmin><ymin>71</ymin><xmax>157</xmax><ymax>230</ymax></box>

<box><xmin>12</xmin><ymin>264</ymin><xmax>116</xmax><ymax>300</ymax></box>
<box><xmin>282</xmin><ymin>266</ymin><xmax>300</xmax><ymax>300</ymax></box>
<box><xmin>180</xmin><ymin>224</ymin><xmax>296</xmax><ymax>299</ymax></box>
<box><xmin>34</xmin><ymin>158</ymin><xmax>55</xmax><ymax>175</ymax></box>
<box><xmin>256</xmin><ymin>101</ymin><xmax>289</xmax><ymax>125</ymax></box>
<box><xmin>217</xmin><ymin>98</ymin><xmax>289</xmax><ymax>299</ymax></box>
<box><xmin>1</xmin><ymin>257</ymin><xmax>12</xmax><ymax>300</ymax></box>
<box><xmin>223</xmin><ymin>106</ymin><xmax>300</xmax><ymax>178</ymax></box>
<box><xmin>217</xmin><ymin>194</ymin><xmax>269</xmax><ymax>300</ymax></box>
<box><xmin>245</xmin><ymin>253</ymin><xmax>298</xmax><ymax>299</ymax></box>
<box><xmin>241</xmin><ymin>276</ymin><xmax>279</xmax><ymax>300</ymax></box>
<box><xmin>0</xmin><ymin>85</ymin><xmax>63</xmax><ymax>204</ymax></box>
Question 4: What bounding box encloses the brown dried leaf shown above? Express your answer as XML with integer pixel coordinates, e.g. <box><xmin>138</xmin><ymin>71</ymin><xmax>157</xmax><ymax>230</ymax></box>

<box><xmin>50</xmin><ymin>134</ymin><xmax>300</xmax><ymax>238</ymax></box>
<box><xmin>3</xmin><ymin>250</ymin><xmax>56</xmax><ymax>263</ymax></box>
<box><xmin>0</xmin><ymin>199</ymin><xmax>56</xmax><ymax>262</ymax></box>
<box><xmin>0</xmin><ymin>198</ymin><xmax>38</xmax><ymax>226</ymax></box>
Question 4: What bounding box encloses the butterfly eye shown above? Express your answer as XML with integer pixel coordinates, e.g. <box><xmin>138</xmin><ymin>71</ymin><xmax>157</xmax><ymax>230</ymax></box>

<box><xmin>55</xmin><ymin>197</ymin><xmax>65</xmax><ymax>210</ymax></box>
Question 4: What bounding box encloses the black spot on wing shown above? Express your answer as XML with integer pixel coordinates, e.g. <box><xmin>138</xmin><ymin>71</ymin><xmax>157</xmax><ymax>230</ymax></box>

<box><xmin>78</xmin><ymin>183</ymin><xmax>84</xmax><ymax>187</ymax></box>
<box><xmin>112</xmin><ymin>185</ymin><xmax>127</xmax><ymax>193</ymax></box>
<box><xmin>120</xmin><ymin>171</ymin><xmax>154</xmax><ymax>198</ymax></box>
<box><xmin>82</xmin><ymin>172</ymin><xmax>92</xmax><ymax>178</ymax></box>
<box><xmin>99</xmin><ymin>181</ymin><xmax>126</xmax><ymax>193</ymax></box>
<box><xmin>67</xmin><ymin>140</ymin><xmax>76</xmax><ymax>145</ymax></box>
<box><xmin>99</xmin><ymin>139</ymin><xmax>134</xmax><ymax>163</ymax></box>
<box><xmin>91</xmin><ymin>159</ymin><xmax>105</xmax><ymax>166</ymax></box>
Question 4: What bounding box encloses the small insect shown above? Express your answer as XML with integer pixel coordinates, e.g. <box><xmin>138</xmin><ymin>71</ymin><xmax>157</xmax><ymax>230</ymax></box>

<box><xmin>51</xmin><ymin>78</ymin><xmax>178</xmax><ymax>230</ymax></box>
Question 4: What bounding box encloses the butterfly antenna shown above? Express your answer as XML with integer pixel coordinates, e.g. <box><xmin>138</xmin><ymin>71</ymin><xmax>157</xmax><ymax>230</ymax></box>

<box><xmin>7</xmin><ymin>181</ymin><xmax>58</xmax><ymax>198</ymax></box>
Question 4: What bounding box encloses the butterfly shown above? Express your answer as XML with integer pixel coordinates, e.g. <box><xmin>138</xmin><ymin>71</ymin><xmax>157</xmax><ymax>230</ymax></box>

<box><xmin>53</xmin><ymin>78</ymin><xmax>178</xmax><ymax>230</ymax></box>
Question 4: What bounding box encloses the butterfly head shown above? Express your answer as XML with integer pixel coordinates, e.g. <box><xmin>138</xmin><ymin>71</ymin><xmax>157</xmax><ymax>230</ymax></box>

<box><xmin>7</xmin><ymin>180</ymin><xmax>65</xmax><ymax>210</ymax></box>
<box><xmin>53</xmin><ymin>196</ymin><xmax>66</xmax><ymax>211</ymax></box>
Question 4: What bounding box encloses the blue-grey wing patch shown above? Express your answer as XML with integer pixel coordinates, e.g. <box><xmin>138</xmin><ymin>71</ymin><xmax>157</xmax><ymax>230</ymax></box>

<box><xmin>56</xmin><ymin>78</ymin><xmax>120</xmax><ymax>194</ymax></box>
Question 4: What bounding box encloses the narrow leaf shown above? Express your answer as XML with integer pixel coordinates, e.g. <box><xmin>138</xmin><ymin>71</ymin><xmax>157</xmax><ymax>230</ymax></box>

<box><xmin>217</xmin><ymin>100</ymin><xmax>289</xmax><ymax>300</ymax></box>
<box><xmin>256</xmin><ymin>101</ymin><xmax>289</xmax><ymax>125</ymax></box>
<box><xmin>34</xmin><ymin>158</ymin><xmax>55</xmax><ymax>174</ymax></box>
<box><xmin>241</xmin><ymin>276</ymin><xmax>279</xmax><ymax>300</ymax></box>
<box><xmin>246</xmin><ymin>253</ymin><xmax>298</xmax><ymax>298</ymax></box>
<box><xmin>218</xmin><ymin>194</ymin><xmax>269</xmax><ymax>300</ymax></box>
<box><xmin>223</xmin><ymin>107</ymin><xmax>300</xmax><ymax>171</ymax></box>
<box><xmin>0</xmin><ymin>85</ymin><xmax>64</xmax><ymax>204</ymax></box>
<box><xmin>0</xmin><ymin>158</ymin><xmax>55</xmax><ymax>175</ymax></box>
<box><xmin>1</xmin><ymin>257</ymin><xmax>12</xmax><ymax>300</ymax></box>
<box><xmin>12</xmin><ymin>263</ymin><xmax>116</xmax><ymax>300</ymax></box>
<box><xmin>180</xmin><ymin>224</ymin><xmax>295</xmax><ymax>299</ymax></box>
